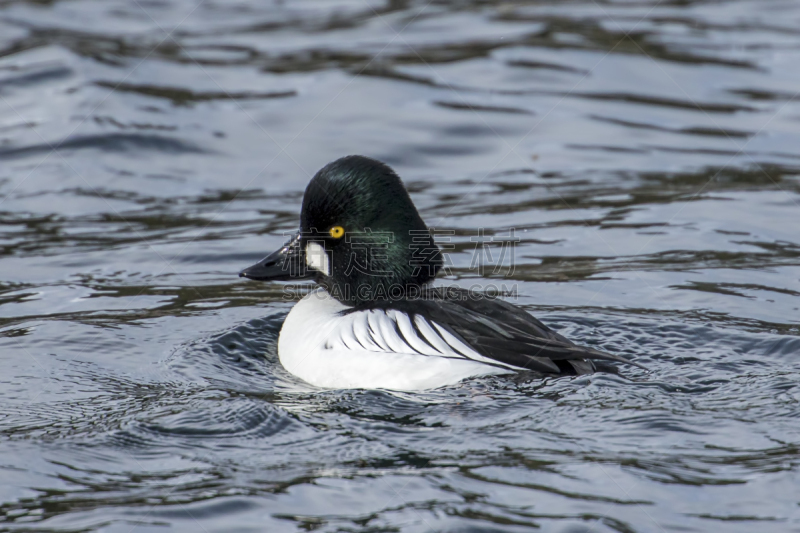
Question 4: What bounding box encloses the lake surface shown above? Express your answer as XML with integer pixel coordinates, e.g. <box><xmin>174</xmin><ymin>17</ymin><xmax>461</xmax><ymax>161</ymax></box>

<box><xmin>1</xmin><ymin>0</ymin><xmax>799</xmax><ymax>531</ymax></box>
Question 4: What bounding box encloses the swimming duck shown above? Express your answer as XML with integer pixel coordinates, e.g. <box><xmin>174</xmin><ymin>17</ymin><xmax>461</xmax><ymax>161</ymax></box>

<box><xmin>240</xmin><ymin>155</ymin><xmax>641</xmax><ymax>390</ymax></box>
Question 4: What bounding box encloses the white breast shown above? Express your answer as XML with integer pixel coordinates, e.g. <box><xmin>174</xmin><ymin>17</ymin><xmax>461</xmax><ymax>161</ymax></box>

<box><xmin>277</xmin><ymin>288</ymin><xmax>513</xmax><ymax>390</ymax></box>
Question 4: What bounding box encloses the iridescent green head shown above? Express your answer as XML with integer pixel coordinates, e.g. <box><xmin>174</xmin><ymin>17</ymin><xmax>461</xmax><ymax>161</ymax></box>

<box><xmin>240</xmin><ymin>156</ymin><xmax>442</xmax><ymax>305</ymax></box>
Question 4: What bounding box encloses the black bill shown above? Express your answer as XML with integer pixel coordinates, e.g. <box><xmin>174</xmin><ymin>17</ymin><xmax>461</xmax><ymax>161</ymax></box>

<box><xmin>239</xmin><ymin>232</ymin><xmax>312</xmax><ymax>281</ymax></box>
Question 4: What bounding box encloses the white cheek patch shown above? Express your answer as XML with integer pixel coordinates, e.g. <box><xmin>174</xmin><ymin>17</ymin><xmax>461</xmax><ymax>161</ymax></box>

<box><xmin>305</xmin><ymin>241</ymin><xmax>330</xmax><ymax>276</ymax></box>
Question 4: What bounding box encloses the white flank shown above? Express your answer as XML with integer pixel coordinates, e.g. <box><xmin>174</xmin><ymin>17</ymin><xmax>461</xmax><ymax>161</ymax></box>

<box><xmin>277</xmin><ymin>288</ymin><xmax>515</xmax><ymax>391</ymax></box>
<box><xmin>305</xmin><ymin>241</ymin><xmax>330</xmax><ymax>275</ymax></box>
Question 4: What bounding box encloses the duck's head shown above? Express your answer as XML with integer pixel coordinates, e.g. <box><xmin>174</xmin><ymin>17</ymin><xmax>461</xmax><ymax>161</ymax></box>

<box><xmin>239</xmin><ymin>155</ymin><xmax>442</xmax><ymax>305</ymax></box>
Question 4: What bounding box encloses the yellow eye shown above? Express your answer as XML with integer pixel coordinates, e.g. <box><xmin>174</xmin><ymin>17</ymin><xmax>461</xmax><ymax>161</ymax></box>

<box><xmin>329</xmin><ymin>225</ymin><xmax>345</xmax><ymax>239</ymax></box>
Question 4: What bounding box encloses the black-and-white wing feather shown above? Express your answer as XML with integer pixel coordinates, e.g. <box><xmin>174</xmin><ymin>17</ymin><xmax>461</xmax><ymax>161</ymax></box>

<box><xmin>337</xmin><ymin>307</ymin><xmax>514</xmax><ymax>367</ymax></box>
<box><xmin>345</xmin><ymin>287</ymin><xmax>644</xmax><ymax>375</ymax></box>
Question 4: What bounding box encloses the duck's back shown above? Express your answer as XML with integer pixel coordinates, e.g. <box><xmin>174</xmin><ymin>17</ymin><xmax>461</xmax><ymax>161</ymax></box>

<box><xmin>277</xmin><ymin>287</ymin><xmax>639</xmax><ymax>390</ymax></box>
<box><xmin>352</xmin><ymin>287</ymin><xmax>639</xmax><ymax>376</ymax></box>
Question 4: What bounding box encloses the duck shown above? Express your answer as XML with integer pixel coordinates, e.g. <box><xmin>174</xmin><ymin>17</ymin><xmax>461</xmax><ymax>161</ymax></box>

<box><xmin>239</xmin><ymin>155</ymin><xmax>643</xmax><ymax>390</ymax></box>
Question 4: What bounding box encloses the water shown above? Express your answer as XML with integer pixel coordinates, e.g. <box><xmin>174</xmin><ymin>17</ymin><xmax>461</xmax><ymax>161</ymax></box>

<box><xmin>1</xmin><ymin>0</ymin><xmax>799</xmax><ymax>531</ymax></box>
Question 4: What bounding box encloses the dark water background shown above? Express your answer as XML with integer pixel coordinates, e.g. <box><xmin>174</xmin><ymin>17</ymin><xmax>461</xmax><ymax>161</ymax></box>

<box><xmin>1</xmin><ymin>0</ymin><xmax>800</xmax><ymax>531</ymax></box>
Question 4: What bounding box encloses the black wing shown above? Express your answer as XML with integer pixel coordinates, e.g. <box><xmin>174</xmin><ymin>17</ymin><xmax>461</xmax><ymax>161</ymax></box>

<box><xmin>350</xmin><ymin>287</ymin><xmax>644</xmax><ymax>376</ymax></box>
